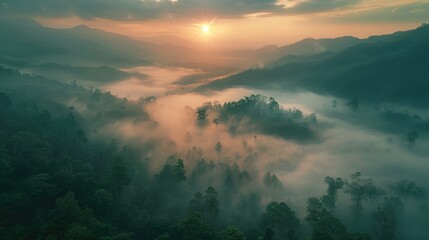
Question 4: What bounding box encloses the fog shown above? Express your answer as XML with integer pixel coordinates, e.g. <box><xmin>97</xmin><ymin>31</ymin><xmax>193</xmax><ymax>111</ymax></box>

<box><xmin>99</xmin><ymin>66</ymin><xmax>429</xmax><ymax>211</ymax></box>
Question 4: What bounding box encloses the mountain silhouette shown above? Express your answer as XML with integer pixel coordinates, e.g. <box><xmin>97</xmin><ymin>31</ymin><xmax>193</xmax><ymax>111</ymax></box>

<box><xmin>200</xmin><ymin>24</ymin><xmax>429</xmax><ymax>108</ymax></box>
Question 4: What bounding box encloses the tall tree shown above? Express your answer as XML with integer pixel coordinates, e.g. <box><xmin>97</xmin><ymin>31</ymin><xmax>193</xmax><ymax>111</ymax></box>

<box><xmin>41</xmin><ymin>192</ymin><xmax>99</xmax><ymax>239</ymax></box>
<box><xmin>373</xmin><ymin>198</ymin><xmax>397</xmax><ymax>240</ymax></box>
<box><xmin>173</xmin><ymin>212</ymin><xmax>215</xmax><ymax>240</ymax></box>
<box><xmin>344</xmin><ymin>172</ymin><xmax>384</xmax><ymax>223</ymax></box>
<box><xmin>305</xmin><ymin>197</ymin><xmax>349</xmax><ymax>240</ymax></box>
<box><xmin>324</xmin><ymin>176</ymin><xmax>345</xmax><ymax>207</ymax></box>
<box><xmin>189</xmin><ymin>192</ymin><xmax>205</xmax><ymax>213</ymax></box>
<box><xmin>109</xmin><ymin>157</ymin><xmax>130</xmax><ymax>193</ymax></box>
<box><xmin>391</xmin><ymin>180</ymin><xmax>427</xmax><ymax>200</ymax></box>
<box><xmin>204</xmin><ymin>187</ymin><xmax>220</xmax><ymax>225</ymax></box>
<box><xmin>219</xmin><ymin>226</ymin><xmax>246</xmax><ymax>240</ymax></box>
<box><xmin>261</xmin><ymin>202</ymin><xmax>300</xmax><ymax>240</ymax></box>
<box><xmin>174</xmin><ymin>159</ymin><xmax>186</xmax><ymax>182</ymax></box>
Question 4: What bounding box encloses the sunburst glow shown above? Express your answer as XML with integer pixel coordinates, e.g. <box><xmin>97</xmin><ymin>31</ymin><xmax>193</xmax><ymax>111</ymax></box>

<box><xmin>195</xmin><ymin>20</ymin><xmax>216</xmax><ymax>41</ymax></box>
<box><xmin>202</xmin><ymin>24</ymin><xmax>210</xmax><ymax>34</ymax></box>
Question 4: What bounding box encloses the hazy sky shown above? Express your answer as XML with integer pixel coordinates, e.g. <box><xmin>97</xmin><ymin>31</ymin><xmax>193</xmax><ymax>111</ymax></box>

<box><xmin>2</xmin><ymin>0</ymin><xmax>429</xmax><ymax>48</ymax></box>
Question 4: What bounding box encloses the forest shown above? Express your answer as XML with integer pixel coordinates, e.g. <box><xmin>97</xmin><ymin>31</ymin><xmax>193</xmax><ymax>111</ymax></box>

<box><xmin>0</xmin><ymin>72</ymin><xmax>427</xmax><ymax>239</ymax></box>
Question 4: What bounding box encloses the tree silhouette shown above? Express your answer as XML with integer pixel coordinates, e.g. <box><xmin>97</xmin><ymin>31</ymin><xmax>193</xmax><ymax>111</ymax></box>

<box><xmin>264</xmin><ymin>172</ymin><xmax>284</xmax><ymax>189</ymax></box>
<box><xmin>261</xmin><ymin>202</ymin><xmax>300</xmax><ymax>240</ymax></box>
<box><xmin>261</xmin><ymin>227</ymin><xmax>274</xmax><ymax>240</ymax></box>
<box><xmin>305</xmin><ymin>196</ymin><xmax>349</xmax><ymax>240</ymax></box>
<box><xmin>390</xmin><ymin>180</ymin><xmax>427</xmax><ymax>205</ymax></box>
<box><xmin>189</xmin><ymin>192</ymin><xmax>205</xmax><ymax>213</ymax></box>
<box><xmin>109</xmin><ymin>157</ymin><xmax>130</xmax><ymax>193</ymax></box>
<box><xmin>324</xmin><ymin>176</ymin><xmax>345</xmax><ymax>207</ymax></box>
<box><xmin>373</xmin><ymin>198</ymin><xmax>397</xmax><ymax>240</ymax></box>
<box><xmin>344</xmin><ymin>172</ymin><xmax>384</xmax><ymax>223</ymax></box>
<box><xmin>174</xmin><ymin>159</ymin><xmax>186</xmax><ymax>181</ymax></box>
<box><xmin>196</xmin><ymin>107</ymin><xmax>208</xmax><ymax>121</ymax></box>
<box><xmin>204</xmin><ymin>187</ymin><xmax>219</xmax><ymax>225</ymax></box>
<box><xmin>174</xmin><ymin>212</ymin><xmax>215</xmax><ymax>240</ymax></box>
<box><xmin>219</xmin><ymin>226</ymin><xmax>246</xmax><ymax>240</ymax></box>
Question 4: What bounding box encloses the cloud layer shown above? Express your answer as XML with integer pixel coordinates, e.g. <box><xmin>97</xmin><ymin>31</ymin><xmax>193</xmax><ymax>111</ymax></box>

<box><xmin>0</xmin><ymin>0</ymin><xmax>363</xmax><ymax>20</ymax></box>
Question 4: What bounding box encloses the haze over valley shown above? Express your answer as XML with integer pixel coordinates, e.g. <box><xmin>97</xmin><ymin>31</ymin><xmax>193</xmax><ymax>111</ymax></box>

<box><xmin>1</xmin><ymin>1</ymin><xmax>429</xmax><ymax>240</ymax></box>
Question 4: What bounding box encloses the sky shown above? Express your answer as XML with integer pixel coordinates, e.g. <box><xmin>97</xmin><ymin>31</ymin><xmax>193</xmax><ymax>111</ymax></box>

<box><xmin>2</xmin><ymin>0</ymin><xmax>429</xmax><ymax>49</ymax></box>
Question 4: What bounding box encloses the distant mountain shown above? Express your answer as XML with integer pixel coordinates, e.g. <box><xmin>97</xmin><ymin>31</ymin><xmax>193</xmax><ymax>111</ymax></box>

<box><xmin>142</xmin><ymin>35</ymin><xmax>194</xmax><ymax>47</ymax></box>
<box><xmin>27</xmin><ymin>63</ymin><xmax>146</xmax><ymax>83</ymax></box>
<box><xmin>0</xmin><ymin>19</ymin><xmax>147</xmax><ymax>66</ymax></box>
<box><xmin>0</xmin><ymin>19</ymin><xmax>197</xmax><ymax>68</ymax></box>
<box><xmin>228</xmin><ymin>36</ymin><xmax>366</xmax><ymax>65</ymax></box>
<box><xmin>228</xmin><ymin>31</ymin><xmax>409</xmax><ymax>68</ymax></box>
<box><xmin>200</xmin><ymin>24</ymin><xmax>429</xmax><ymax>108</ymax></box>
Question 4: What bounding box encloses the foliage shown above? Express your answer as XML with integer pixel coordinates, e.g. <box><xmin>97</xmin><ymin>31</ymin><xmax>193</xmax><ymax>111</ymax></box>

<box><xmin>195</xmin><ymin>95</ymin><xmax>318</xmax><ymax>142</ymax></box>
<box><xmin>219</xmin><ymin>226</ymin><xmax>246</xmax><ymax>240</ymax></box>
<box><xmin>261</xmin><ymin>202</ymin><xmax>301</xmax><ymax>240</ymax></box>
<box><xmin>344</xmin><ymin>172</ymin><xmax>385</xmax><ymax>222</ymax></box>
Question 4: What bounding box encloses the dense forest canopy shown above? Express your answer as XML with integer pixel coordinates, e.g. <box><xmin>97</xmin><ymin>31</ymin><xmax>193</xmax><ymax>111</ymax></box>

<box><xmin>1</xmin><ymin>66</ymin><xmax>428</xmax><ymax>239</ymax></box>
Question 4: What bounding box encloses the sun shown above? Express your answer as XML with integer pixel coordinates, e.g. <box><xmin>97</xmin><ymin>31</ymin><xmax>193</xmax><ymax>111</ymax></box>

<box><xmin>194</xmin><ymin>19</ymin><xmax>217</xmax><ymax>44</ymax></box>
<box><xmin>202</xmin><ymin>24</ymin><xmax>210</xmax><ymax>34</ymax></box>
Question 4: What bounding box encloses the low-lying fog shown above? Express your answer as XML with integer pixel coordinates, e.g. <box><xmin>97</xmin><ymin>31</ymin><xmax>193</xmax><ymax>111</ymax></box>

<box><xmin>100</xmin><ymin>65</ymin><xmax>429</xmax><ymax>209</ymax></box>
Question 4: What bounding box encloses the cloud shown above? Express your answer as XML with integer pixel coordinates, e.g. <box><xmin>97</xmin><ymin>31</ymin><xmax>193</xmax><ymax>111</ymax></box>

<box><xmin>0</xmin><ymin>0</ymin><xmax>281</xmax><ymax>20</ymax></box>
<box><xmin>325</xmin><ymin>2</ymin><xmax>429</xmax><ymax>23</ymax></box>
<box><xmin>0</xmin><ymin>0</ymin><xmax>363</xmax><ymax>20</ymax></box>
<box><xmin>282</xmin><ymin>0</ymin><xmax>361</xmax><ymax>14</ymax></box>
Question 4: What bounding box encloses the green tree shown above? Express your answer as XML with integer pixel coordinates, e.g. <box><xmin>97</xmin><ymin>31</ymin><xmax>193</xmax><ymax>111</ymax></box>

<box><xmin>174</xmin><ymin>212</ymin><xmax>215</xmax><ymax>240</ymax></box>
<box><xmin>261</xmin><ymin>228</ymin><xmax>274</xmax><ymax>240</ymax></box>
<box><xmin>261</xmin><ymin>202</ymin><xmax>300</xmax><ymax>240</ymax></box>
<box><xmin>196</xmin><ymin>107</ymin><xmax>208</xmax><ymax>121</ymax></box>
<box><xmin>65</xmin><ymin>223</ymin><xmax>97</xmax><ymax>240</ymax></box>
<box><xmin>324</xmin><ymin>176</ymin><xmax>345</xmax><ymax>207</ymax></box>
<box><xmin>109</xmin><ymin>157</ymin><xmax>130</xmax><ymax>193</ymax></box>
<box><xmin>264</xmin><ymin>172</ymin><xmax>284</xmax><ymax>189</ymax></box>
<box><xmin>373</xmin><ymin>198</ymin><xmax>397</xmax><ymax>240</ymax></box>
<box><xmin>91</xmin><ymin>189</ymin><xmax>114</xmax><ymax>216</ymax></box>
<box><xmin>189</xmin><ymin>192</ymin><xmax>204</xmax><ymax>213</ymax></box>
<box><xmin>311</xmin><ymin>214</ymin><xmax>347</xmax><ymax>240</ymax></box>
<box><xmin>219</xmin><ymin>226</ymin><xmax>246</xmax><ymax>240</ymax></box>
<box><xmin>174</xmin><ymin>159</ymin><xmax>186</xmax><ymax>181</ymax></box>
<box><xmin>344</xmin><ymin>172</ymin><xmax>384</xmax><ymax>223</ymax></box>
<box><xmin>204</xmin><ymin>187</ymin><xmax>220</xmax><ymax>225</ymax></box>
<box><xmin>305</xmin><ymin>196</ymin><xmax>350</xmax><ymax>240</ymax></box>
<box><xmin>391</xmin><ymin>180</ymin><xmax>427</xmax><ymax>200</ymax></box>
<box><xmin>42</xmin><ymin>192</ymin><xmax>99</xmax><ymax>239</ymax></box>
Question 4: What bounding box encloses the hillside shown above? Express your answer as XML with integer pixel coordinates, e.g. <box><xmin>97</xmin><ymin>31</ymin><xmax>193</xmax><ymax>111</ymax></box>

<box><xmin>200</xmin><ymin>24</ymin><xmax>429</xmax><ymax>108</ymax></box>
